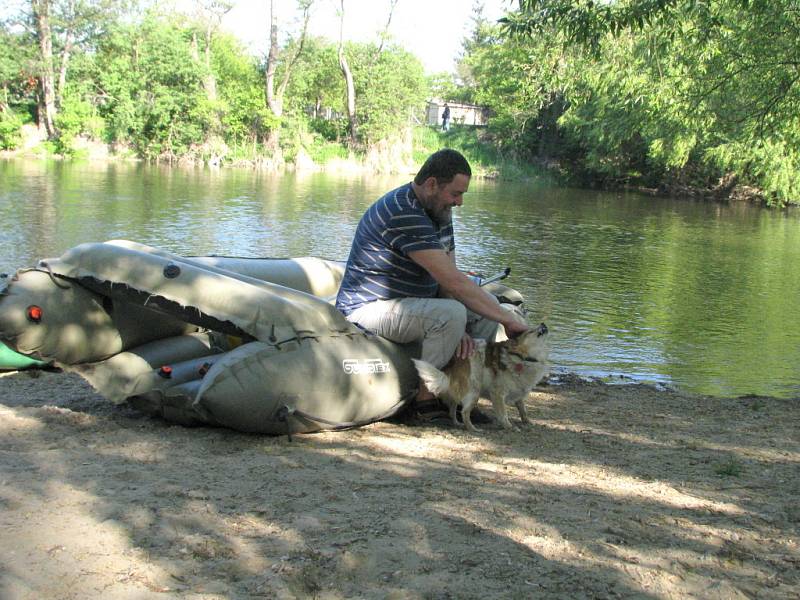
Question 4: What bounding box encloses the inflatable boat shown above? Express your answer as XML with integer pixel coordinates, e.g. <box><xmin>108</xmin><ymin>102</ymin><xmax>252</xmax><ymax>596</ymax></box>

<box><xmin>0</xmin><ymin>240</ymin><xmax>524</xmax><ymax>434</ymax></box>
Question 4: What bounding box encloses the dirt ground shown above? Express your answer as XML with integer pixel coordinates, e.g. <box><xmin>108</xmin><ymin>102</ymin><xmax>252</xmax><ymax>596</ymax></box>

<box><xmin>0</xmin><ymin>369</ymin><xmax>798</xmax><ymax>600</ymax></box>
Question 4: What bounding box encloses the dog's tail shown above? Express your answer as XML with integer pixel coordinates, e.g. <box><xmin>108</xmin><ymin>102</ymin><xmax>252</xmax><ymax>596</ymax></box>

<box><xmin>411</xmin><ymin>359</ymin><xmax>450</xmax><ymax>397</ymax></box>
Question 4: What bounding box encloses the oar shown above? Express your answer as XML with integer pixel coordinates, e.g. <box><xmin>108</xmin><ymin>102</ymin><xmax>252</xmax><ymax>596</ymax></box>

<box><xmin>467</xmin><ymin>267</ymin><xmax>511</xmax><ymax>286</ymax></box>
<box><xmin>477</xmin><ymin>267</ymin><xmax>511</xmax><ymax>287</ymax></box>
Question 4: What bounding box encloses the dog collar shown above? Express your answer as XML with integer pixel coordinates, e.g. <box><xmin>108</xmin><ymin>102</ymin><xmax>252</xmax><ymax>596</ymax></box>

<box><xmin>507</xmin><ymin>351</ymin><xmax>538</xmax><ymax>364</ymax></box>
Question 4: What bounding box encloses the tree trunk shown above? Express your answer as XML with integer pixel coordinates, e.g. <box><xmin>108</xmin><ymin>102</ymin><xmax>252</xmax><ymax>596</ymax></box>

<box><xmin>264</xmin><ymin>0</ymin><xmax>313</xmax><ymax>155</ymax></box>
<box><xmin>31</xmin><ymin>0</ymin><xmax>57</xmax><ymax>139</ymax></box>
<box><xmin>55</xmin><ymin>0</ymin><xmax>77</xmax><ymax>108</ymax></box>
<box><xmin>57</xmin><ymin>29</ymin><xmax>74</xmax><ymax>108</ymax></box>
<box><xmin>264</xmin><ymin>0</ymin><xmax>282</xmax><ymax>153</ymax></box>
<box><xmin>264</xmin><ymin>0</ymin><xmax>280</xmax><ymax>116</ymax></box>
<box><xmin>204</xmin><ymin>24</ymin><xmax>217</xmax><ymax>102</ymax></box>
<box><xmin>338</xmin><ymin>0</ymin><xmax>357</xmax><ymax>146</ymax></box>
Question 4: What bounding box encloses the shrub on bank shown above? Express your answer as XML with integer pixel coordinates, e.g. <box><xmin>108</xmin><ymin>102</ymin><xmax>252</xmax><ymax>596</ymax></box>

<box><xmin>0</xmin><ymin>110</ymin><xmax>23</xmax><ymax>150</ymax></box>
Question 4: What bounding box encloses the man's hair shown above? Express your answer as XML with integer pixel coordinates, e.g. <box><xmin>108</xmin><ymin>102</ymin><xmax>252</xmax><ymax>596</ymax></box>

<box><xmin>414</xmin><ymin>149</ymin><xmax>471</xmax><ymax>185</ymax></box>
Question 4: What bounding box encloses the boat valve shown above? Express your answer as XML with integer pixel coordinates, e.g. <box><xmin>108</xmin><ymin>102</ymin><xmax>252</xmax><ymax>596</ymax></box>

<box><xmin>198</xmin><ymin>362</ymin><xmax>212</xmax><ymax>377</ymax></box>
<box><xmin>157</xmin><ymin>365</ymin><xmax>173</xmax><ymax>379</ymax></box>
<box><xmin>26</xmin><ymin>305</ymin><xmax>43</xmax><ymax>323</ymax></box>
<box><xmin>163</xmin><ymin>264</ymin><xmax>181</xmax><ymax>279</ymax></box>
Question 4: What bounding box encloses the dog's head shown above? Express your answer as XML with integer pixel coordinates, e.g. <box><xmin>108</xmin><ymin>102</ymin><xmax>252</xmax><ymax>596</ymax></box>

<box><xmin>506</xmin><ymin>322</ymin><xmax>550</xmax><ymax>366</ymax></box>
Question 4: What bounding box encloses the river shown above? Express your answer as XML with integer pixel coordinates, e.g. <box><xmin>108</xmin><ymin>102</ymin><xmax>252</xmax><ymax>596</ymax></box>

<box><xmin>1</xmin><ymin>158</ymin><xmax>798</xmax><ymax>398</ymax></box>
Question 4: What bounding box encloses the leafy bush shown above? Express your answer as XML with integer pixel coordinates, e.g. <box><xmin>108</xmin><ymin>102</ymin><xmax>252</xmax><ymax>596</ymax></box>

<box><xmin>309</xmin><ymin>117</ymin><xmax>347</xmax><ymax>142</ymax></box>
<box><xmin>0</xmin><ymin>110</ymin><xmax>22</xmax><ymax>150</ymax></box>
<box><xmin>305</xmin><ymin>139</ymin><xmax>348</xmax><ymax>163</ymax></box>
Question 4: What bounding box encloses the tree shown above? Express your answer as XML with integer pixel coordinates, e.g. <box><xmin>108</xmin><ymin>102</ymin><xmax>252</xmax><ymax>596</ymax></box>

<box><xmin>491</xmin><ymin>0</ymin><xmax>800</xmax><ymax>204</ymax></box>
<box><xmin>264</xmin><ymin>0</ymin><xmax>313</xmax><ymax>153</ymax></box>
<box><xmin>18</xmin><ymin>0</ymin><xmax>126</xmax><ymax>139</ymax></box>
<box><xmin>502</xmin><ymin>0</ymin><xmax>756</xmax><ymax>49</ymax></box>
<box><xmin>350</xmin><ymin>42</ymin><xmax>426</xmax><ymax>145</ymax></box>
<box><xmin>91</xmin><ymin>15</ymin><xmax>211</xmax><ymax>158</ymax></box>
<box><xmin>280</xmin><ymin>36</ymin><xmax>343</xmax><ymax>125</ymax></box>
<box><xmin>189</xmin><ymin>0</ymin><xmax>234</xmax><ymax>104</ymax></box>
<box><xmin>212</xmin><ymin>32</ymin><xmax>275</xmax><ymax>148</ymax></box>
<box><xmin>30</xmin><ymin>0</ymin><xmax>57</xmax><ymax>137</ymax></box>
<box><xmin>336</xmin><ymin>0</ymin><xmax>357</xmax><ymax>145</ymax></box>
<box><xmin>0</xmin><ymin>27</ymin><xmax>37</xmax><ymax>114</ymax></box>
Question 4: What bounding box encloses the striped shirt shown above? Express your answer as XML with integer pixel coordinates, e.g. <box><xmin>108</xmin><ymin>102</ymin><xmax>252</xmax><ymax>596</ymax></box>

<box><xmin>335</xmin><ymin>182</ymin><xmax>454</xmax><ymax>316</ymax></box>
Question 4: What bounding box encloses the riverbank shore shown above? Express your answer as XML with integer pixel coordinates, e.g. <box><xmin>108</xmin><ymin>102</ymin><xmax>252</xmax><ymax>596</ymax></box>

<box><xmin>3</xmin><ymin>125</ymin><xmax>777</xmax><ymax>205</ymax></box>
<box><xmin>1</xmin><ymin>369</ymin><xmax>797</xmax><ymax>598</ymax></box>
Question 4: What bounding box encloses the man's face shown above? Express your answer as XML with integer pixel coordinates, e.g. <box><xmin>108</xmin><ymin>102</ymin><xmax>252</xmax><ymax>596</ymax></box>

<box><xmin>421</xmin><ymin>173</ymin><xmax>470</xmax><ymax>224</ymax></box>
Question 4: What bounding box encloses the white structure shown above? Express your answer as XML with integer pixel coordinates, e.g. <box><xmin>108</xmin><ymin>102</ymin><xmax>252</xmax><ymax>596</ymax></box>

<box><xmin>425</xmin><ymin>100</ymin><xmax>489</xmax><ymax>127</ymax></box>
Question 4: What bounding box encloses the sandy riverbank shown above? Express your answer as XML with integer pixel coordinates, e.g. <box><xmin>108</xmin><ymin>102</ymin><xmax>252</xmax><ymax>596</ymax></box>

<box><xmin>1</xmin><ymin>369</ymin><xmax>798</xmax><ymax>599</ymax></box>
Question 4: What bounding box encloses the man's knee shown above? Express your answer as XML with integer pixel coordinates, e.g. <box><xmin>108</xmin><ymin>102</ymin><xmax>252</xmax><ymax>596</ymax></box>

<box><xmin>420</xmin><ymin>300</ymin><xmax>467</xmax><ymax>367</ymax></box>
<box><xmin>431</xmin><ymin>299</ymin><xmax>467</xmax><ymax>334</ymax></box>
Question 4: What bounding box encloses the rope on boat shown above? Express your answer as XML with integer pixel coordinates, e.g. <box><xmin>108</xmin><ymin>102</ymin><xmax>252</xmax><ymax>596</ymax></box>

<box><xmin>275</xmin><ymin>399</ymin><xmax>410</xmax><ymax>442</ymax></box>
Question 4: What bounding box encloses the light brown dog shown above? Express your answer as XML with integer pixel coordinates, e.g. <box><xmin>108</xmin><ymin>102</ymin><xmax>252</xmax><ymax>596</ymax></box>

<box><xmin>412</xmin><ymin>323</ymin><xmax>550</xmax><ymax>431</ymax></box>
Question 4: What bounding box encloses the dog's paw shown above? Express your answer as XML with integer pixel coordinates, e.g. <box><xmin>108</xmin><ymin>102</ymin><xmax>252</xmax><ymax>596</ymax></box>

<box><xmin>462</xmin><ymin>416</ymin><xmax>482</xmax><ymax>433</ymax></box>
<box><xmin>498</xmin><ymin>419</ymin><xmax>517</xmax><ymax>431</ymax></box>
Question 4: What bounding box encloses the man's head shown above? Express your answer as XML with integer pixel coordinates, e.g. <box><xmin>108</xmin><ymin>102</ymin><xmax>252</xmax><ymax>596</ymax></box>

<box><xmin>413</xmin><ymin>149</ymin><xmax>472</xmax><ymax>224</ymax></box>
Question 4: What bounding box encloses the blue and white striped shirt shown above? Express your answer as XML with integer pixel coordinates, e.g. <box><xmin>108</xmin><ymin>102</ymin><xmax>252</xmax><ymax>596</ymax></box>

<box><xmin>335</xmin><ymin>182</ymin><xmax>454</xmax><ymax>315</ymax></box>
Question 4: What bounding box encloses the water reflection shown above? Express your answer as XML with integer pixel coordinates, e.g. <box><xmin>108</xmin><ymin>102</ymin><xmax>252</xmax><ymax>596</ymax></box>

<box><xmin>1</xmin><ymin>159</ymin><xmax>799</xmax><ymax>399</ymax></box>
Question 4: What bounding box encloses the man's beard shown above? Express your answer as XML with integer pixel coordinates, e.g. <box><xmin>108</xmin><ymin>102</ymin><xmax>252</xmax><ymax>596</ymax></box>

<box><xmin>421</xmin><ymin>197</ymin><xmax>451</xmax><ymax>225</ymax></box>
<box><xmin>429</xmin><ymin>205</ymin><xmax>451</xmax><ymax>225</ymax></box>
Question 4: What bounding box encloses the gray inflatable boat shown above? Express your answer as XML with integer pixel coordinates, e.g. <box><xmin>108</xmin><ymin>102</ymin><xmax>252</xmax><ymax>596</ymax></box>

<box><xmin>0</xmin><ymin>240</ymin><xmax>523</xmax><ymax>434</ymax></box>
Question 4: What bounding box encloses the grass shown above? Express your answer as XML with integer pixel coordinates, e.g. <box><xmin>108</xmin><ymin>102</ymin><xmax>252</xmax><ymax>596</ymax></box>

<box><xmin>412</xmin><ymin>125</ymin><xmax>551</xmax><ymax>182</ymax></box>
<box><xmin>713</xmin><ymin>459</ymin><xmax>745</xmax><ymax>477</ymax></box>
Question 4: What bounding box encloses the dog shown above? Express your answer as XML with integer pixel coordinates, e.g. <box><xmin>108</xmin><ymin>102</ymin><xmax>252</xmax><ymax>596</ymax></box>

<box><xmin>412</xmin><ymin>323</ymin><xmax>549</xmax><ymax>431</ymax></box>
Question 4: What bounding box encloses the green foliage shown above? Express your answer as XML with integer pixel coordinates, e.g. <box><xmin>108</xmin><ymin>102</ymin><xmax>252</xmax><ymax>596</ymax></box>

<box><xmin>457</xmin><ymin>0</ymin><xmax>800</xmax><ymax>204</ymax></box>
<box><xmin>0</xmin><ymin>28</ymin><xmax>37</xmax><ymax>115</ymax></box>
<box><xmin>309</xmin><ymin>117</ymin><xmax>347</xmax><ymax>142</ymax></box>
<box><xmin>304</xmin><ymin>139</ymin><xmax>349</xmax><ymax>163</ymax></box>
<box><xmin>346</xmin><ymin>42</ymin><xmax>428</xmax><ymax>145</ymax></box>
<box><xmin>0</xmin><ymin>110</ymin><xmax>23</xmax><ymax>150</ymax></box>
<box><xmin>55</xmin><ymin>90</ymin><xmax>104</xmax><ymax>144</ymax></box>
<box><xmin>281</xmin><ymin>37</ymin><xmax>344</xmax><ymax>119</ymax></box>
<box><xmin>212</xmin><ymin>33</ymin><xmax>275</xmax><ymax>145</ymax></box>
<box><xmin>283</xmin><ymin>37</ymin><xmax>429</xmax><ymax>147</ymax></box>
<box><xmin>412</xmin><ymin>125</ymin><xmax>548</xmax><ymax>181</ymax></box>
<box><xmin>706</xmin><ymin>138</ymin><xmax>800</xmax><ymax>207</ymax></box>
<box><xmin>91</xmin><ymin>16</ymin><xmax>212</xmax><ymax>158</ymax></box>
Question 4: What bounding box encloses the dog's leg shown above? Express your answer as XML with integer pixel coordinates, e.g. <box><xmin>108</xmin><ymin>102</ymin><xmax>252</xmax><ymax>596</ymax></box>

<box><xmin>489</xmin><ymin>390</ymin><xmax>516</xmax><ymax>431</ymax></box>
<box><xmin>449</xmin><ymin>400</ymin><xmax>460</xmax><ymax>428</ymax></box>
<box><xmin>512</xmin><ymin>393</ymin><xmax>533</xmax><ymax>427</ymax></box>
<box><xmin>461</xmin><ymin>391</ymin><xmax>482</xmax><ymax>432</ymax></box>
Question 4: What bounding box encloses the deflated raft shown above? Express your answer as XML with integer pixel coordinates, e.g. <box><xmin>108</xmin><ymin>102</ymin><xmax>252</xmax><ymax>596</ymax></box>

<box><xmin>0</xmin><ymin>240</ymin><xmax>523</xmax><ymax>434</ymax></box>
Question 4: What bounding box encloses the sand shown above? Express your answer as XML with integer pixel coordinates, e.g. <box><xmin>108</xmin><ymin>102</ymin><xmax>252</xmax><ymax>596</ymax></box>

<box><xmin>0</xmin><ymin>369</ymin><xmax>798</xmax><ymax>599</ymax></box>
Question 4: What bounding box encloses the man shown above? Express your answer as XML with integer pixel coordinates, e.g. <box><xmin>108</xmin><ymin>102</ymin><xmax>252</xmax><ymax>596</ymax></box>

<box><xmin>335</xmin><ymin>149</ymin><xmax>530</xmax><ymax>403</ymax></box>
<box><xmin>441</xmin><ymin>103</ymin><xmax>451</xmax><ymax>131</ymax></box>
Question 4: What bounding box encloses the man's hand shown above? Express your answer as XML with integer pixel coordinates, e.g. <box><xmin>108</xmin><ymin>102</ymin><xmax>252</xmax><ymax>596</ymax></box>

<box><xmin>454</xmin><ymin>333</ymin><xmax>476</xmax><ymax>360</ymax></box>
<box><xmin>503</xmin><ymin>317</ymin><xmax>530</xmax><ymax>339</ymax></box>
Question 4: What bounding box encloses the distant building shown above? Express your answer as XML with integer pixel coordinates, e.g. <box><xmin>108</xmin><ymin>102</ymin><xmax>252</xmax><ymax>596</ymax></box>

<box><xmin>425</xmin><ymin>100</ymin><xmax>489</xmax><ymax>127</ymax></box>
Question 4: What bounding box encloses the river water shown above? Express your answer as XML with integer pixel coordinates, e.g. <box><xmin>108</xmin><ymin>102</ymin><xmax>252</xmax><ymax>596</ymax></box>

<box><xmin>1</xmin><ymin>159</ymin><xmax>798</xmax><ymax>398</ymax></box>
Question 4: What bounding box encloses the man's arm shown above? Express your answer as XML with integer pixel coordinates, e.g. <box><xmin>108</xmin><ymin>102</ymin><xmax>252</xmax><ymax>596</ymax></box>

<box><xmin>409</xmin><ymin>248</ymin><xmax>529</xmax><ymax>337</ymax></box>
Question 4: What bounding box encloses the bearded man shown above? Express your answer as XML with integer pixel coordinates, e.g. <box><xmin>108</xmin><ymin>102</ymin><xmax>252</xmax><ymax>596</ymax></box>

<box><xmin>335</xmin><ymin>148</ymin><xmax>529</xmax><ymax>403</ymax></box>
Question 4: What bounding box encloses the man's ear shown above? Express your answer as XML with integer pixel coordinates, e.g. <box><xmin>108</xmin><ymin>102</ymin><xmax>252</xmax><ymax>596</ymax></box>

<box><xmin>421</xmin><ymin>176</ymin><xmax>439</xmax><ymax>194</ymax></box>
